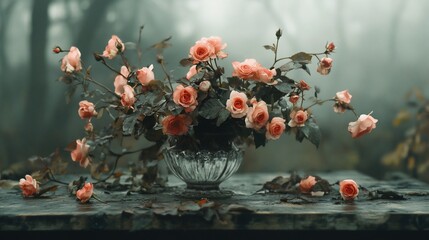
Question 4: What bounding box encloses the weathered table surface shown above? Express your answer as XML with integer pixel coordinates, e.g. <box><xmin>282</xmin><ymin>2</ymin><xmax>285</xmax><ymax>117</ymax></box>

<box><xmin>1</xmin><ymin>170</ymin><xmax>428</xmax><ymax>237</ymax></box>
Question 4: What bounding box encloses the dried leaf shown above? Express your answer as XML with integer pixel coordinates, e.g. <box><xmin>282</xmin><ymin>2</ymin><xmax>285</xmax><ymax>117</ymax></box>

<box><xmin>392</xmin><ymin>109</ymin><xmax>412</xmax><ymax>127</ymax></box>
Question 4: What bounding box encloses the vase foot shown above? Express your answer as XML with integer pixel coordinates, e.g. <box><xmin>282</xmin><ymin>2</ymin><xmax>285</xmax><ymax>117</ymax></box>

<box><xmin>175</xmin><ymin>188</ymin><xmax>234</xmax><ymax>199</ymax></box>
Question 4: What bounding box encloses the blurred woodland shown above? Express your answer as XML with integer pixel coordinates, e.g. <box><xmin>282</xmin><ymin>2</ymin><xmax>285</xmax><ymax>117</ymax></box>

<box><xmin>1</xmin><ymin>0</ymin><xmax>429</xmax><ymax>182</ymax></box>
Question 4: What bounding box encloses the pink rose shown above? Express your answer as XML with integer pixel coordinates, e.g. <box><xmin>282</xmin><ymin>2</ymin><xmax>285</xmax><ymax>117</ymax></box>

<box><xmin>231</xmin><ymin>58</ymin><xmax>261</xmax><ymax>80</ymax></box>
<box><xmin>299</xmin><ymin>176</ymin><xmax>317</xmax><ymax>193</ymax></box>
<box><xmin>186</xmin><ymin>65</ymin><xmax>198</xmax><ymax>80</ymax></box>
<box><xmin>121</xmin><ymin>85</ymin><xmax>136</xmax><ymax>108</ymax></box>
<box><xmin>173</xmin><ymin>85</ymin><xmax>198</xmax><ymax>112</ymax></box>
<box><xmin>256</xmin><ymin>67</ymin><xmax>277</xmax><ymax>84</ymax></box>
<box><xmin>289</xmin><ymin>94</ymin><xmax>300</xmax><ymax>104</ymax></box>
<box><xmin>265</xmin><ymin>117</ymin><xmax>286</xmax><ymax>140</ymax></box>
<box><xmin>19</xmin><ymin>174</ymin><xmax>39</xmax><ymax>197</ymax></box>
<box><xmin>339</xmin><ymin>179</ymin><xmax>359</xmax><ymax>201</ymax></box>
<box><xmin>205</xmin><ymin>36</ymin><xmax>228</xmax><ymax>59</ymax></box>
<box><xmin>136</xmin><ymin>64</ymin><xmax>155</xmax><ymax>86</ymax></box>
<box><xmin>189</xmin><ymin>39</ymin><xmax>215</xmax><ymax>63</ymax></box>
<box><xmin>61</xmin><ymin>46</ymin><xmax>82</xmax><ymax>73</ymax></box>
<box><xmin>297</xmin><ymin>80</ymin><xmax>311</xmax><ymax>91</ymax></box>
<box><xmin>199</xmin><ymin>80</ymin><xmax>211</xmax><ymax>92</ymax></box>
<box><xmin>348</xmin><ymin>113</ymin><xmax>378</xmax><ymax>138</ymax></box>
<box><xmin>288</xmin><ymin>109</ymin><xmax>308</xmax><ymax>127</ymax></box>
<box><xmin>334</xmin><ymin>90</ymin><xmax>352</xmax><ymax>113</ymax></box>
<box><xmin>102</xmin><ymin>35</ymin><xmax>125</xmax><ymax>59</ymax></box>
<box><xmin>326</xmin><ymin>42</ymin><xmax>336</xmax><ymax>52</ymax></box>
<box><xmin>78</xmin><ymin>100</ymin><xmax>97</xmax><ymax>119</ymax></box>
<box><xmin>114</xmin><ymin>66</ymin><xmax>129</xmax><ymax>95</ymax></box>
<box><xmin>76</xmin><ymin>182</ymin><xmax>94</xmax><ymax>203</ymax></box>
<box><xmin>161</xmin><ymin>114</ymin><xmax>192</xmax><ymax>136</ymax></box>
<box><xmin>71</xmin><ymin>138</ymin><xmax>91</xmax><ymax>168</ymax></box>
<box><xmin>226</xmin><ymin>90</ymin><xmax>249</xmax><ymax>118</ymax></box>
<box><xmin>317</xmin><ymin>57</ymin><xmax>333</xmax><ymax>75</ymax></box>
<box><xmin>245</xmin><ymin>98</ymin><xmax>269</xmax><ymax>130</ymax></box>
<box><xmin>336</xmin><ymin>90</ymin><xmax>352</xmax><ymax>104</ymax></box>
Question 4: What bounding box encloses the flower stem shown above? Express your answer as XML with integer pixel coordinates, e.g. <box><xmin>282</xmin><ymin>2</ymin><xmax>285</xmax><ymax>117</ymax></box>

<box><xmin>86</xmin><ymin>78</ymin><xmax>120</xmax><ymax>99</ymax></box>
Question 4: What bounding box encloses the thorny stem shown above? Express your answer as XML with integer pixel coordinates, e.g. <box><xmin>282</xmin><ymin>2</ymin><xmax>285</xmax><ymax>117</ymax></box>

<box><xmin>159</xmin><ymin>59</ymin><xmax>174</xmax><ymax>92</ymax></box>
<box><xmin>304</xmin><ymin>98</ymin><xmax>335</xmax><ymax>110</ymax></box>
<box><xmin>137</xmin><ymin>25</ymin><xmax>144</xmax><ymax>65</ymax></box>
<box><xmin>46</xmin><ymin>169</ymin><xmax>69</xmax><ymax>185</ymax></box>
<box><xmin>271</xmin><ymin>36</ymin><xmax>281</xmax><ymax>69</ymax></box>
<box><xmin>272</xmin><ymin>52</ymin><xmax>329</xmax><ymax>67</ymax></box>
<box><xmin>93</xmin><ymin>147</ymin><xmax>151</xmax><ymax>184</ymax></box>
<box><xmin>99</xmin><ymin>57</ymin><xmax>128</xmax><ymax>79</ymax></box>
<box><xmin>120</xmin><ymin>52</ymin><xmax>131</xmax><ymax>70</ymax></box>
<box><xmin>86</xmin><ymin>78</ymin><xmax>120</xmax><ymax>99</ymax></box>
<box><xmin>92</xmin><ymin>194</ymin><xmax>108</xmax><ymax>204</ymax></box>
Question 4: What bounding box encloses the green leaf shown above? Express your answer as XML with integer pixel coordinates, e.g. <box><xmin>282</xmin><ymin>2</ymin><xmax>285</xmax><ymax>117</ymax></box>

<box><xmin>216</xmin><ymin>108</ymin><xmax>230</xmax><ymax>126</ymax></box>
<box><xmin>227</xmin><ymin>77</ymin><xmax>243</xmax><ymax>89</ymax></box>
<box><xmin>179</xmin><ymin>58</ymin><xmax>194</xmax><ymax>67</ymax></box>
<box><xmin>301</xmin><ymin>64</ymin><xmax>311</xmax><ymax>75</ymax></box>
<box><xmin>278</xmin><ymin>97</ymin><xmax>289</xmax><ymax>108</ymax></box>
<box><xmin>263</xmin><ymin>44</ymin><xmax>276</xmax><ymax>52</ymax></box>
<box><xmin>253</xmin><ymin>131</ymin><xmax>266</xmax><ymax>148</ymax></box>
<box><xmin>274</xmin><ymin>81</ymin><xmax>294</xmax><ymax>94</ymax></box>
<box><xmin>290</xmin><ymin>52</ymin><xmax>312</xmax><ymax>62</ymax></box>
<box><xmin>122</xmin><ymin>114</ymin><xmax>138</xmax><ymax>135</ymax></box>
<box><xmin>301</xmin><ymin>119</ymin><xmax>321</xmax><ymax>148</ymax></box>
<box><xmin>295</xmin><ymin>129</ymin><xmax>305</xmax><ymax>142</ymax></box>
<box><xmin>198</xmin><ymin>98</ymin><xmax>224</xmax><ymax>119</ymax></box>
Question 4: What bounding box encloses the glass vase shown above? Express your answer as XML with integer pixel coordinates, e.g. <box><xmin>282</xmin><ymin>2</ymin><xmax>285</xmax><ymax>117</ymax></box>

<box><xmin>163</xmin><ymin>146</ymin><xmax>244</xmax><ymax>199</ymax></box>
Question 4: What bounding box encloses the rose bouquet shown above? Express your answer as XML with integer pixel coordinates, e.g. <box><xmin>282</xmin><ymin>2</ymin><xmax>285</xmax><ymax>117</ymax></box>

<box><xmin>18</xmin><ymin>27</ymin><xmax>378</xmax><ymax>200</ymax></box>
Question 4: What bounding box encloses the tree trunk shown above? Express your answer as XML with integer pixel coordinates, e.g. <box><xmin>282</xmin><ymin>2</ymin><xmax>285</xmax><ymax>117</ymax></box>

<box><xmin>19</xmin><ymin>0</ymin><xmax>51</xmax><ymax>158</ymax></box>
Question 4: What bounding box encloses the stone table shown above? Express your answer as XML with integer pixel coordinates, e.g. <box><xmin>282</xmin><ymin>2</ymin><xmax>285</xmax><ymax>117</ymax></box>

<box><xmin>0</xmin><ymin>170</ymin><xmax>428</xmax><ymax>238</ymax></box>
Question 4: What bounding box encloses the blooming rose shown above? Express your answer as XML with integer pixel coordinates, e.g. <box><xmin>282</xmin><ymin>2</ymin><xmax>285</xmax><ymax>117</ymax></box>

<box><xmin>186</xmin><ymin>65</ymin><xmax>198</xmax><ymax>80</ymax></box>
<box><xmin>71</xmin><ymin>138</ymin><xmax>91</xmax><ymax>168</ymax></box>
<box><xmin>317</xmin><ymin>57</ymin><xmax>333</xmax><ymax>75</ymax></box>
<box><xmin>339</xmin><ymin>179</ymin><xmax>359</xmax><ymax>201</ymax></box>
<box><xmin>102</xmin><ymin>35</ymin><xmax>125</xmax><ymax>59</ymax></box>
<box><xmin>289</xmin><ymin>94</ymin><xmax>300</xmax><ymax>104</ymax></box>
<box><xmin>326</xmin><ymin>42</ymin><xmax>336</xmax><ymax>52</ymax></box>
<box><xmin>173</xmin><ymin>85</ymin><xmax>198</xmax><ymax>112</ymax></box>
<box><xmin>299</xmin><ymin>176</ymin><xmax>317</xmax><ymax>193</ymax></box>
<box><xmin>334</xmin><ymin>90</ymin><xmax>353</xmax><ymax>113</ymax></box>
<box><xmin>226</xmin><ymin>90</ymin><xmax>248</xmax><ymax>118</ymax></box>
<box><xmin>205</xmin><ymin>36</ymin><xmax>228</xmax><ymax>59</ymax></box>
<box><xmin>245</xmin><ymin>98</ymin><xmax>269</xmax><ymax>130</ymax></box>
<box><xmin>348</xmin><ymin>113</ymin><xmax>378</xmax><ymax>138</ymax></box>
<box><xmin>162</xmin><ymin>114</ymin><xmax>192</xmax><ymax>136</ymax></box>
<box><xmin>19</xmin><ymin>174</ymin><xmax>39</xmax><ymax>197</ymax></box>
<box><xmin>76</xmin><ymin>182</ymin><xmax>94</xmax><ymax>203</ymax></box>
<box><xmin>266</xmin><ymin>117</ymin><xmax>286</xmax><ymax>140</ymax></box>
<box><xmin>61</xmin><ymin>46</ymin><xmax>82</xmax><ymax>73</ymax></box>
<box><xmin>136</xmin><ymin>64</ymin><xmax>155</xmax><ymax>86</ymax></box>
<box><xmin>256</xmin><ymin>67</ymin><xmax>277</xmax><ymax>84</ymax></box>
<box><xmin>189</xmin><ymin>39</ymin><xmax>215</xmax><ymax>63</ymax></box>
<box><xmin>199</xmin><ymin>80</ymin><xmax>211</xmax><ymax>92</ymax></box>
<box><xmin>288</xmin><ymin>109</ymin><xmax>308</xmax><ymax>127</ymax></box>
<box><xmin>231</xmin><ymin>58</ymin><xmax>261</xmax><ymax>80</ymax></box>
<box><xmin>78</xmin><ymin>100</ymin><xmax>97</xmax><ymax>119</ymax></box>
<box><xmin>114</xmin><ymin>66</ymin><xmax>129</xmax><ymax>95</ymax></box>
<box><xmin>298</xmin><ymin>80</ymin><xmax>311</xmax><ymax>91</ymax></box>
<box><xmin>336</xmin><ymin>90</ymin><xmax>352</xmax><ymax>104</ymax></box>
<box><xmin>121</xmin><ymin>85</ymin><xmax>136</xmax><ymax>108</ymax></box>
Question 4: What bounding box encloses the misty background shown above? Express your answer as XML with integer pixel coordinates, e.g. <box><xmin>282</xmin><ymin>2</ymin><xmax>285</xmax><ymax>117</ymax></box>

<box><xmin>1</xmin><ymin>0</ymin><xmax>428</xmax><ymax>181</ymax></box>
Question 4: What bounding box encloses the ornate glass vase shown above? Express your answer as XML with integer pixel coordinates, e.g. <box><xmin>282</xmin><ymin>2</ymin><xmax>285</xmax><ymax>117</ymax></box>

<box><xmin>163</xmin><ymin>127</ymin><xmax>245</xmax><ymax>198</ymax></box>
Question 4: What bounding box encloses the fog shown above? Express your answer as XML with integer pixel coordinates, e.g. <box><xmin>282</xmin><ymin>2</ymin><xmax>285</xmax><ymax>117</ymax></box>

<box><xmin>1</xmin><ymin>0</ymin><xmax>428</xmax><ymax>180</ymax></box>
